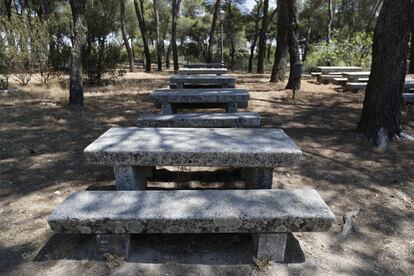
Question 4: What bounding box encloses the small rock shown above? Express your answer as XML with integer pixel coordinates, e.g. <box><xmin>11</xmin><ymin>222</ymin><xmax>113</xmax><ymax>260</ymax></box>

<box><xmin>54</xmin><ymin>191</ymin><xmax>61</xmax><ymax>195</ymax></box>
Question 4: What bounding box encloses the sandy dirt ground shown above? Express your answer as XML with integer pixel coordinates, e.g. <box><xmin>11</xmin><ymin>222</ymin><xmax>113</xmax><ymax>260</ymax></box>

<box><xmin>0</xmin><ymin>71</ymin><xmax>413</xmax><ymax>276</ymax></box>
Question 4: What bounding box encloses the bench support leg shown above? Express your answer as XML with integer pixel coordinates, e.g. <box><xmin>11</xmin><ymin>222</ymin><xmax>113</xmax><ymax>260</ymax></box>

<box><xmin>96</xmin><ymin>234</ymin><xmax>130</xmax><ymax>260</ymax></box>
<box><xmin>161</xmin><ymin>103</ymin><xmax>176</xmax><ymax>115</ymax></box>
<box><xmin>226</xmin><ymin>102</ymin><xmax>238</xmax><ymax>113</ymax></box>
<box><xmin>176</xmin><ymin>83</ymin><xmax>184</xmax><ymax>89</ymax></box>
<box><xmin>253</xmin><ymin>233</ymin><xmax>287</xmax><ymax>262</ymax></box>
<box><xmin>243</xmin><ymin>167</ymin><xmax>273</xmax><ymax>189</ymax></box>
<box><xmin>114</xmin><ymin>166</ymin><xmax>153</xmax><ymax>190</ymax></box>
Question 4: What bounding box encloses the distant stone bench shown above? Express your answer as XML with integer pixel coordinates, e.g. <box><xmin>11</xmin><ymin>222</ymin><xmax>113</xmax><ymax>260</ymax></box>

<box><xmin>84</xmin><ymin>127</ymin><xmax>302</xmax><ymax>190</ymax></box>
<box><xmin>183</xmin><ymin>63</ymin><xmax>225</xmax><ymax>68</ymax></box>
<box><xmin>342</xmin><ymin>72</ymin><xmax>370</xmax><ymax>82</ymax></box>
<box><xmin>317</xmin><ymin>66</ymin><xmax>362</xmax><ymax>74</ymax></box>
<box><xmin>318</xmin><ymin>74</ymin><xmax>343</xmax><ymax>84</ymax></box>
<box><xmin>310</xmin><ymin>72</ymin><xmax>322</xmax><ymax>78</ymax></box>
<box><xmin>333</xmin><ymin>77</ymin><xmax>348</xmax><ymax>85</ymax></box>
<box><xmin>149</xmin><ymin>88</ymin><xmax>249</xmax><ymax>114</ymax></box>
<box><xmin>48</xmin><ymin>189</ymin><xmax>335</xmax><ymax>261</ymax></box>
<box><xmin>170</xmin><ymin>75</ymin><xmax>236</xmax><ymax>89</ymax></box>
<box><xmin>403</xmin><ymin>93</ymin><xmax>414</xmax><ymax>104</ymax></box>
<box><xmin>178</xmin><ymin>68</ymin><xmax>228</xmax><ymax>75</ymax></box>
<box><xmin>137</xmin><ymin>112</ymin><xmax>261</xmax><ymax>128</ymax></box>
<box><xmin>345</xmin><ymin>82</ymin><xmax>367</xmax><ymax>91</ymax></box>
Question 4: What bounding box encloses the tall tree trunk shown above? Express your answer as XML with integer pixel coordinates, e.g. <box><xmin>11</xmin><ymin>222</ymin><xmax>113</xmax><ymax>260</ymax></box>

<box><xmin>357</xmin><ymin>0</ymin><xmax>413</xmax><ymax>148</ymax></box>
<box><xmin>172</xmin><ymin>0</ymin><xmax>181</xmax><ymax>72</ymax></box>
<box><xmin>206</xmin><ymin>0</ymin><xmax>221</xmax><ymax>63</ymax></box>
<box><xmin>285</xmin><ymin>0</ymin><xmax>301</xmax><ymax>90</ymax></box>
<box><xmin>166</xmin><ymin>43</ymin><xmax>171</xmax><ymax>69</ymax></box>
<box><xmin>366</xmin><ymin>0</ymin><xmax>383</xmax><ymax>32</ymax></box>
<box><xmin>256</xmin><ymin>0</ymin><xmax>269</xmax><ymax>73</ymax></box>
<box><xmin>327</xmin><ymin>0</ymin><xmax>333</xmax><ymax>43</ymax></box>
<box><xmin>134</xmin><ymin>0</ymin><xmax>151</xmax><ymax>72</ymax></box>
<box><xmin>120</xmin><ymin>0</ymin><xmax>134</xmax><ymax>72</ymax></box>
<box><xmin>153</xmin><ymin>0</ymin><xmax>162</xmax><ymax>71</ymax></box>
<box><xmin>409</xmin><ymin>21</ymin><xmax>414</xmax><ymax>73</ymax></box>
<box><xmin>270</xmin><ymin>0</ymin><xmax>288</xmax><ymax>82</ymax></box>
<box><xmin>302</xmin><ymin>17</ymin><xmax>312</xmax><ymax>62</ymax></box>
<box><xmin>69</xmin><ymin>0</ymin><xmax>87</xmax><ymax>107</ymax></box>
<box><xmin>248</xmin><ymin>0</ymin><xmax>263</xmax><ymax>73</ymax></box>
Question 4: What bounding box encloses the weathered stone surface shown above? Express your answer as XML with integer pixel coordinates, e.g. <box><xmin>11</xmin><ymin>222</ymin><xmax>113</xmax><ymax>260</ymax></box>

<box><xmin>342</xmin><ymin>71</ymin><xmax>371</xmax><ymax>82</ymax></box>
<box><xmin>317</xmin><ymin>74</ymin><xmax>342</xmax><ymax>84</ymax></box>
<box><xmin>84</xmin><ymin>127</ymin><xmax>302</xmax><ymax>167</ymax></box>
<box><xmin>178</xmin><ymin>68</ymin><xmax>228</xmax><ymax>75</ymax></box>
<box><xmin>253</xmin><ymin>233</ymin><xmax>287</xmax><ymax>262</ymax></box>
<box><xmin>48</xmin><ymin>189</ymin><xmax>335</xmax><ymax>234</ymax></box>
<box><xmin>169</xmin><ymin>75</ymin><xmax>236</xmax><ymax>87</ymax></box>
<box><xmin>150</xmin><ymin>88</ymin><xmax>249</xmax><ymax>104</ymax></box>
<box><xmin>183</xmin><ymin>63</ymin><xmax>225</xmax><ymax>68</ymax></box>
<box><xmin>137</xmin><ymin>112</ymin><xmax>261</xmax><ymax>128</ymax></box>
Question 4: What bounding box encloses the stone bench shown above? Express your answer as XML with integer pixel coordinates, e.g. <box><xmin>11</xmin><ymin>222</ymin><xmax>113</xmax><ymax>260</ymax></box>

<box><xmin>310</xmin><ymin>72</ymin><xmax>322</xmax><ymax>78</ymax></box>
<box><xmin>345</xmin><ymin>82</ymin><xmax>368</xmax><ymax>91</ymax></box>
<box><xmin>48</xmin><ymin>189</ymin><xmax>335</xmax><ymax>261</ymax></box>
<box><xmin>317</xmin><ymin>74</ymin><xmax>343</xmax><ymax>84</ymax></box>
<box><xmin>170</xmin><ymin>75</ymin><xmax>236</xmax><ymax>89</ymax></box>
<box><xmin>342</xmin><ymin>72</ymin><xmax>370</xmax><ymax>82</ymax></box>
<box><xmin>333</xmin><ymin>77</ymin><xmax>348</xmax><ymax>85</ymax></box>
<box><xmin>403</xmin><ymin>93</ymin><xmax>414</xmax><ymax>104</ymax></box>
<box><xmin>183</xmin><ymin>63</ymin><xmax>225</xmax><ymax>68</ymax></box>
<box><xmin>317</xmin><ymin>66</ymin><xmax>362</xmax><ymax>74</ymax></box>
<box><xmin>137</xmin><ymin>112</ymin><xmax>261</xmax><ymax>128</ymax></box>
<box><xmin>178</xmin><ymin>68</ymin><xmax>228</xmax><ymax>75</ymax></box>
<box><xmin>84</xmin><ymin>127</ymin><xmax>302</xmax><ymax>190</ymax></box>
<box><xmin>149</xmin><ymin>88</ymin><xmax>249</xmax><ymax>114</ymax></box>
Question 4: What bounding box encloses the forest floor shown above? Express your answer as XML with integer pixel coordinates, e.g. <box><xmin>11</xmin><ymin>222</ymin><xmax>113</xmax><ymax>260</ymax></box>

<box><xmin>0</xmin><ymin>71</ymin><xmax>413</xmax><ymax>276</ymax></box>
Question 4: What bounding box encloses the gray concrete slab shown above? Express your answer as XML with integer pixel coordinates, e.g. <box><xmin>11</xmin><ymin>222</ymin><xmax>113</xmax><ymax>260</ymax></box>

<box><xmin>169</xmin><ymin>75</ymin><xmax>236</xmax><ymax>88</ymax></box>
<box><xmin>137</xmin><ymin>112</ymin><xmax>261</xmax><ymax>128</ymax></box>
<box><xmin>48</xmin><ymin>189</ymin><xmax>335</xmax><ymax>234</ymax></box>
<box><xmin>178</xmin><ymin>68</ymin><xmax>228</xmax><ymax>75</ymax></box>
<box><xmin>84</xmin><ymin>127</ymin><xmax>302</xmax><ymax>167</ymax></box>
<box><xmin>149</xmin><ymin>88</ymin><xmax>249</xmax><ymax>104</ymax></box>
<box><xmin>183</xmin><ymin>63</ymin><xmax>225</xmax><ymax>68</ymax></box>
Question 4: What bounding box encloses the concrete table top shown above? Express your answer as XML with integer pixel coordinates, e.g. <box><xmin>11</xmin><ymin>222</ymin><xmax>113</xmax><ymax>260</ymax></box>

<box><xmin>84</xmin><ymin>127</ymin><xmax>302</xmax><ymax>167</ymax></box>
<box><xmin>149</xmin><ymin>88</ymin><xmax>249</xmax><ymax>103</ymax></box>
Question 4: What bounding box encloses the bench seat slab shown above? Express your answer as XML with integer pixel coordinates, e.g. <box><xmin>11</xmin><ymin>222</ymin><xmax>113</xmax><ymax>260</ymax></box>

<box><xmin>48</xmin><ymin>189</ymin><xmax>335</xmax><ymax>234</ymax></box>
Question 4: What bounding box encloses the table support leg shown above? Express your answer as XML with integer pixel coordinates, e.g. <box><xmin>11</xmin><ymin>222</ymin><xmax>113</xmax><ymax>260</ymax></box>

<box><xmin>161</xmin><ymin>103</ymin><xmax>176</xmax><ymax>115</ymax></box>
<box><xmin>253</xmin><ymin>233</ymin><xmax>287</xmax><ymax>262</ymax></box>
<box><xmin>96</xmin><ymin>234</ymin><xmax>130</xmax><ymax>260</ymax></box>
<box><xmin>226</xmin><ymin>102</ymin><xmax>238</xmax><ymax>113</ymax></box>
<box><xmin>114</xmin><ymin>166</ymin><xmax>153</xmax><ymax>190</ymax></box>
<box><xmin>243</xmin><ymin>167</ymin><xmax>273</xmax><ymax>189</ymax></box>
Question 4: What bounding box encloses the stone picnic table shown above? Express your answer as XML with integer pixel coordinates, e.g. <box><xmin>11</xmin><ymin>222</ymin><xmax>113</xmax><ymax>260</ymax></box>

<box><xmin>84</xmin><ymin>127</ymin><xmax>302</xmax><ymax>190</ymax></box>
<box><xmin>178</xmin><ymin>68</ymin><xmax>228</xmax><ymax>75</ymax></box>
<box><xmin>183</xmin><ymin>63</ymin><xmax>225</xmax><ymax>68</ymax></box>
<box><xmin>170</xmin><ymin>75</ymin><xmax>236</xmax><ymax>88</ymax></box>
<box><xmin>342</xmin><ymin>71</ymin><xmax>370</xmax><ymax>82</ymax></box>
<box><xmin>149</xmin><ymin>88</ymin><xmax>249</xmax><ymax>114</ymax></box>
<box><xmin>317</xmin><ymin>66</ymin><xmax>362</xmax><ymax>74</ymax></box>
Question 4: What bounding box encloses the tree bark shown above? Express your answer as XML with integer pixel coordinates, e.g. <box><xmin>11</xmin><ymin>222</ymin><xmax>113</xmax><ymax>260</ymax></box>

<box><xmin>172</xmin><ymin>0</ymin><xmax>181</xmax><ymax>72</ymax></box>
<box><xmin>120</xmin><ymin>0</ymin><xmax>134</xmax><ymax>72</ymax></box>
<box><xmin>366</xmin><ymin>0</ymin><xmax>383</xmax><ymax>33</ymax></box>
<box><xmin>327</xmin><ymin>0</ymin><xmax>333</xmax><ymax>43</ymax></box>
<box><xmin>270</xmin><ymin>0</ymin><xmax>288</xmax><ymax>82</ymax></box>
<box><xmin>285</xmin><ymin>0</ymin><xmax>301</xmax><ymax>90</ymax></box>
<box><xmin>302</xmin><ymin>17</ymin><xmax>312</xmax><ymax>62</ymax></box>
<box><xmin>248</xmin><ymin>0</ymin><xmax>263</xmax><ymax>73</ymax></box>
<box><xmin>206</xmin><ymin>0</ymin><xmax>221</xmax><ymax>63</ymax></box>
<box><xmin>153</xmin><ymin>0</ymin><xmax>162</xmax><ymax>71</ymax></box>
<box><xmin>409</xmin><ymin>20</ymin><xmax>414</xmax><ymax>73</ymax></box>
<box><xmin>69</xmin><ymin>0</ymin><xmax>87</xmax><ymax>107</ymax></box>
<box><xmin>256</xmin><ymin>0</ymin><xmax>269</xmax><ymax>74</ymax></box>
<box><xmin>134</xmin><ymin>0</ymin><xmax>151</xmax><ymax>72</ymax></box>
<box><xmin>357</xmin><ymin>0</ymin><xmax>413</xmax><ymax>148</ymax></box>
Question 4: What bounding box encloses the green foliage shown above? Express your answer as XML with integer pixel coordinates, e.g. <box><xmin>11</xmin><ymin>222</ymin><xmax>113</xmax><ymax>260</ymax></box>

<box><xmin>305</xmin><ymin>31</ymin><xmax>373</xmax><ymax>71</ymax></box>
